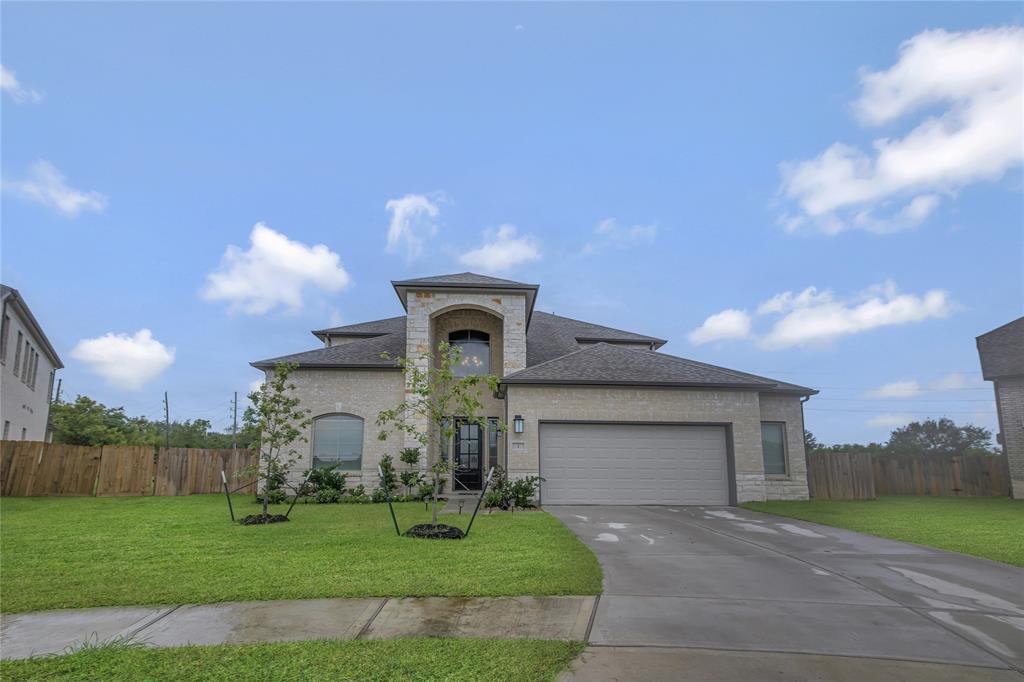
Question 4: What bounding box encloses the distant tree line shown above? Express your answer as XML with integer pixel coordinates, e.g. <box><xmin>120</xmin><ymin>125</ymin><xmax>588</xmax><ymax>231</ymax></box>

<box><xmin>805</xmin><ymin>418</ymin><xmax>1000</xmax><ymax>458</ymax></box>
<box><xmin>49</xmin><ymin>395</ymin><xmax>258</xmax><ymax>449</ymax></box>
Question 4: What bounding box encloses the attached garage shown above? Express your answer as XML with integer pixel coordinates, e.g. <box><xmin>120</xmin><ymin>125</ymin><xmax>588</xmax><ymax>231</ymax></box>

<box><xmin>539</xmin><ymin>422</ymin><xmax>732</xmax><ymax>505</ymax></box>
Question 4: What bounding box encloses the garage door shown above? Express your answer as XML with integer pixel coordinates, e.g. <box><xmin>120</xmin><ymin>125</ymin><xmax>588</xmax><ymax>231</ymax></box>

<box><xmin>540</xmin><ymin>423</ymin><xmax>730</xmax><ymax>505</ymax></box>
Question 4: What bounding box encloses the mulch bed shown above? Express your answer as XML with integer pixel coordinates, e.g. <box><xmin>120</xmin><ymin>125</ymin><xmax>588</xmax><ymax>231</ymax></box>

<box><xmin>239</xmin><ymin>514</ymin><xmax>290</xmax><ymax>525</ymax></box>
<box><xmin>404</xmin><ymin>523</ymin><xmax>465</xmax><ymax>539</ymax></box>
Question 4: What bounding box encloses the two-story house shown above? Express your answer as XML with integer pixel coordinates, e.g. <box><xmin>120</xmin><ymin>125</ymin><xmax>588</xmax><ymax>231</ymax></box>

<box><xmin>252</xmin><ymin>273</ymin><xmax>817</xmax><ymax>505</ymax></box>
<box><xmin>1</xmin><ymin>286</ymin><xmax>63</xmax><ymax>442</ymax></box>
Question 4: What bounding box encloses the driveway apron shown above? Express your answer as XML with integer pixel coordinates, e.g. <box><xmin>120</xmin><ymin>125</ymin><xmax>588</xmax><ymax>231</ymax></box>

<box><xmin>549</xmin><ymin>505</ymin><xmax>1024</xmax><ymax>672</ymax></box>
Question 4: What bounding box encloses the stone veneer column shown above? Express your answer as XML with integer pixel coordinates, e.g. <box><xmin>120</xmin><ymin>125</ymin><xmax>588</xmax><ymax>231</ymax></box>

<box><xmin>402</xmin><ymin>289</ymin><xmax>527</xmax><ymax>459</ymax></box>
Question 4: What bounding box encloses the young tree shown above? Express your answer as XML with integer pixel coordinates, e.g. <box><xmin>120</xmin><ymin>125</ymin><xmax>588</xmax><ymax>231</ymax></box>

<box><xmin>376</xmin><ymin>341</ymin><xmax>500</xmax><ymax>526</ymax></box>
<box><xmin>243</xmin><ymin>362</ymin><xmax>312</xmax><ymax>518</ymax></box>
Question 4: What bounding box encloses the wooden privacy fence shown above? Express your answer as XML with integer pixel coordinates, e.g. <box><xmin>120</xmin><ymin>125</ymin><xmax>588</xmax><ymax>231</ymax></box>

<box><xmin>806</xmin><ymin>451</ymin><xmax>876</xmax><ymax>500</ymax></box>
<box><xmin>807</xmin><ymin>451</ymin><xmax>1010</xmax><ymax>500</ymax></box>
<box><xmin>0</xmin><ymin>441</ymin><xmax>257</xmax><ymax>497</ymax></box>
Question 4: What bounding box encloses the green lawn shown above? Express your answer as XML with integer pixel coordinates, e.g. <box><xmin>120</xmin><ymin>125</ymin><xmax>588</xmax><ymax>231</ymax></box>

<box><xmin>0</xmin><ymin>638</ymin><xmax>584</xmax><ymax>682</ymax></box>
<box><xmin>743</xmin><ymin>496</ymin><xmax>1024</xmax><ymax>566</ymax></box>
<box><xmin>0</xmin><ymin>495</ymin><xmax>601</xmax><ymax>613</ymax></box>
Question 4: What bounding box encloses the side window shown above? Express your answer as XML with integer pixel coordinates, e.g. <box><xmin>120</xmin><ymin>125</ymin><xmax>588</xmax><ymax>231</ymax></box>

<box><xmin>311</xmin><ymin>414</ymin><xmax>364</xmax><ymax>471</ymax></box>
<box><xmin>0</xmin><ymin>313</ymin><xmax>9</xmax><ymax>364</ymax></box>
<box><xmin>13</xmin><ymin>331</ymin><xmax>23</xmax><ymax>377</ymax></box>
<box><xmin>761</xmin><ymin>422</ymin><xmax>787</xmax><ymax>475</ymax></box>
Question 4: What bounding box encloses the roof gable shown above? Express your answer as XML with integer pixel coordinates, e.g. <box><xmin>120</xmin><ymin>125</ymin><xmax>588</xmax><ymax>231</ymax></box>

<box><xmin>977</xmin><ymin>316</ymin><xmax>1024</xmax><ymax>379</ymax></box>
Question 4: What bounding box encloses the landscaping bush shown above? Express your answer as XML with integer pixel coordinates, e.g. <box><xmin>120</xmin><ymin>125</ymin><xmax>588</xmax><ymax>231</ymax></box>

<box><xmin>510</xmin><ymin>476</ymin><xmax>541</xmax><ymax>508</ymax></box>
<box><xmin>314</xmin><ymin>488</ymin><xmax>343</xmax><ymax>504</ymax></box>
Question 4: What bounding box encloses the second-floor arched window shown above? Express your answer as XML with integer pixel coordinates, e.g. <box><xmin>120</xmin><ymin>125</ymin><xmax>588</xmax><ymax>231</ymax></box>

<box><xmin>448</xmin><ymin>330</ymin><xmax>490</xmax><ymax>377</ymax></box>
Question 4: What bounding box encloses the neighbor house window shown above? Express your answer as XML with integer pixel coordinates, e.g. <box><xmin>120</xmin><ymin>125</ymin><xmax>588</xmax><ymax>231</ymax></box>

<box><xmin>13</xmin><ymin>331</ymin><xmax>23</xmax><ymax>377</ymax></box>
<box><xmin>761</xmin><ymin>422</ymin><xmax>787</xmax><ymax>475</ymax></box>
<box><xmin>2</xmin><ymin>421</ymin><xmax>9</xmax><ymax>440</ymax></box>
<box><xmin>312</xmin><ymin>414</ymin><xmax>363</xmax><ymax>470</ymax></box>
<box><xmin>448</xmin><ymin>330</ymin><xmax>489</xmax><ymax>377</ymax></box>
<box><xmin>0</xmin><ymin>313</ymin><xmax>9</xmax><ymax>364</ymax></box>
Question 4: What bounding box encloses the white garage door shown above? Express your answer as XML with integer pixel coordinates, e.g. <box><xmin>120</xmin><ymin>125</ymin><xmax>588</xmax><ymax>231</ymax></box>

<box><xmin>540</xmin><ymin>423</ymin><xmax>730</xmax><ymax>505</ymax></box>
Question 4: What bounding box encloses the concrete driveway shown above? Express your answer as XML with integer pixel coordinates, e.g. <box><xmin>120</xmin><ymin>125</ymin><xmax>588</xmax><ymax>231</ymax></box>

<box><xmin>550</xmin><ymin>505</ymin><xmax>1024</xmax><ymax>681</ymax></box>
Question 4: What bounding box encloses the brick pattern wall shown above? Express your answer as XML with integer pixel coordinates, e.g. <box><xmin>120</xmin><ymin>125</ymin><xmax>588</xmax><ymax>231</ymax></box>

<box><xmin>504</xmin><ymin>385</ymin><xmax>808</xmax><ymax>503</ymax></box>
<box><xmin>995</xmin><ymin>377</ymin><xmax>1024</xmax><ymax>499</ymax></box>
<box><xmin>759</xmin><ymin>393</ymin><xmax>810</xmax><ymax>501</ymax></box>
<box><xmin>282</xmin><ymin>368</ymin><xmax>404</xmax><ymax>486</ymax></box>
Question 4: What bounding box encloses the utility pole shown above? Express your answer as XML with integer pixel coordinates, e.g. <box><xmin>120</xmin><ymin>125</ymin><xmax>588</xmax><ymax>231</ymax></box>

<box><xmin>53</xmin><ymin>378</ymin><xmax>62</xmax><ymax>404</ymax></box>
<box><xmin>232</xmin><ymin>391</ymin><xmax>238</xmax><ymax>451</ymax></box>
<box><xmin>163</xmin><ymin>391</ymin><xmax>170</xmax><ymax>449</ymax></box>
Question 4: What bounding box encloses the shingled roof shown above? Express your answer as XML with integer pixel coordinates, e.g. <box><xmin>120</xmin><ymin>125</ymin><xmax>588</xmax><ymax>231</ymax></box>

<box><xmin>251</xmin><ymin>329</ymin><xmax>405</xmax><ymax>369</ymax></box>
<box><xmin>503</xmin><ymin>342</ymin><xmax>816</xmax><ymax>395</ymax></box>
<box><xmin>312</xmin><ymin>315</ymin><xmax>405</xmax><ymax>339</ymax></box>
<box><xmin>252</xmin><ymin>308</ymin><xmax>813</xmax><ymax>395</ymax></box>
<box><xmin>977</xmin><ymin>316</ymin><xmax>1024</xmax><ymax>380</ymax></box>
<box><xmin>391</xmin><ymin>272</ymin><xmax>537</xmax><ymax>288</ymax></box>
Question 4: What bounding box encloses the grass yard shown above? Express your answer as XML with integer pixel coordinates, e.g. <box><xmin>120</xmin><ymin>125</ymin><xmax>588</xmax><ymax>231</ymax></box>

<box><xmin>0</xmin><ymin>495</ymin><xmax>601</xmax><ymax>613</ymax></box>
<box><xmin>744</xmin><ymin>496</ymin><xmax>1024</xmax><ymax>567</ymax></box>
<box><xmin>0</xmin><ymin>638</ymin><xmax>584</xmax><ymax>682</ymax></box>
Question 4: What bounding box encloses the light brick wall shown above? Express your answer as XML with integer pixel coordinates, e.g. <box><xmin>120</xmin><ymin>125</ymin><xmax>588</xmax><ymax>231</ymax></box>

<box><xmin>504</xmin><ymin>385</ymin><xmax>810</xmax><ymax>503</ymax></box>
<box><xmin>759</xmin><ymin>394</ymin><xmax>810</xmax><ymax>500</ymax></box>
<box><xmin>282</xmin><ymin>368</ymin><xmax>405</xmax><ymax>487</ymax></box>
<box><xmin>994</xmin><ymin>377</ymin><xmax>1024</xmax><ymax>499</ymax></box>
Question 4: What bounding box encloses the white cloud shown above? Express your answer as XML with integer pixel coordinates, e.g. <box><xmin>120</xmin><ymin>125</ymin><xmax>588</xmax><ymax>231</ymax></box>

<box><xmin>71</xmin><ymin>329</ymin><xmax>175</xmax><ymax>391</ymax></box>
<box><xmin>930</xmin><ymin>372</ymin><xmax>982</xmax><ymax>391</ymax></box>
<box><xmin>688</xmin><ymin>309</ymin><xmax>752</xmax><ymax>345</ymax></box>
<box><xmin>202</xmin><ymin>222</ymin><xmax>351</xmax><ymax>315</ymax></box>
<box><xmin>3</xmin><ymin>160</ymin><xmax>107</xmax><ymax>217</ymax></box>
<box><xmin>385</xmin><ymin>193</ymin><xmax>441</xmax><ymax>260</ymax></box>
<box><xmin>582</xmin><ymin>218</ymin><xmax>658</xmax><ymax>254</ymax></box>
<box><xmin>458</xmin><ymin>224</ymin><xmax>541</xmax><ymax>273</ymax></box>
<box><xmin>0</xmin><ymin>65</ymin><xmax>42</xmax><ymax>103</ymax></box>
<box><xmin>759</xmin><ymin>281</ymin><xmax>955</xmax><ymax>349</ymax></box>
<box><xmin>867</xmin><ymin>380</ymin><xmax>923</xmax><ymax>398</ymax></box>
<box><xmin>780</xmin><ymin>26</ymin><xmax>1024</xmax><ymax>234</ymax></box>
<box><xmin>867</xmin><ymin>413</ymin><xmax>914</xmax><ymax>428</ymax></box>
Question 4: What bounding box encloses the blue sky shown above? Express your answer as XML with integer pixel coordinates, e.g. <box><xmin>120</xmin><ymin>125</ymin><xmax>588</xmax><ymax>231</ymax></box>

<box><xmin>2</xmin><ymin>2</ymin><xmax>1021</xmax><ymax>443</ymax></box>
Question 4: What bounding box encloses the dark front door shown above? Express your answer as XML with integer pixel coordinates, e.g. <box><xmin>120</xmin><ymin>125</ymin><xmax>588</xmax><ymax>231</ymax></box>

<box><xmin>453</xmin><ymin>419</ymin><xmax>483</xmax><ymax>490</ymax></box>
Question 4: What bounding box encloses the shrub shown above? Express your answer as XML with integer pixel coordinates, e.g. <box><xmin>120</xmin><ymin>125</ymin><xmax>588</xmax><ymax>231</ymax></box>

<box><xmin>378</xmin><ymin>455</ymin><xmax>398</xmax><ymax>496</ymax></box>
<box><xmin>510</xmin><ymin>476</ymin><xmax>541</xmax><ymax>508</ymax></box>
<box><xmin>314</xmin><ymin>488</ymin><xmax>343</xmax><ymax>504</ymax></box>
<box><xmin>308</xmin><ymin>466</ymin><xmax>348</xmax><ymax>493</ymax></box>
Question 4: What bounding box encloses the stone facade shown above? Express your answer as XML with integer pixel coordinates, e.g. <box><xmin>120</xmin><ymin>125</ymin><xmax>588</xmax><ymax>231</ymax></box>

<box><xmin>758</xmin><ymin>393</ymin><xmax>810</xmax><ymax>501</ymax></box>
<box><xmin>993</xmin><ymin>377</ymin><xmax>1024</xmax><ymax>499</ymax></box>
<box><xmin>402</xmin><ymin>289</ymin><xmax>526</xmax><ymax>458</ymax></box>
<box><xmin>279</xmin><ymin>368</ymin><xmax>404</xmax><ymax>486</ymax></box>
<box><xmin>504</xmin><ymin>384</ymin><xmax>810</xmax><ymax>503</ymax></box>
<box><xmin>277</xmin><ymin>283</ymin><xmax>813</xmax><ymax>503</ymax></box>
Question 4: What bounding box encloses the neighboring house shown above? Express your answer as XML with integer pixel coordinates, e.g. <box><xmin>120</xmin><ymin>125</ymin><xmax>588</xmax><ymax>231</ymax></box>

<box><xmin>977</xmin><ymin>316</ymin><xmax>1024</xmax><ymax>499</ymax></box>
<box><xmin>252</xmin><ymin>273</ymin><xmax>817</xmax><ymax>505</ymax></box>
<box><xmin>0</xmin><ymin>286</ymin><xmax>63</xmax><ymax>442</ymax></box>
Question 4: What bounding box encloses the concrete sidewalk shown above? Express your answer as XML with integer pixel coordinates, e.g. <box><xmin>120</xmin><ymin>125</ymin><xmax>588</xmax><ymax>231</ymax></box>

<box><xmin>0</xmin><ymin>595</ymin><xmax>596</xmax><ymax>660</ymax></box>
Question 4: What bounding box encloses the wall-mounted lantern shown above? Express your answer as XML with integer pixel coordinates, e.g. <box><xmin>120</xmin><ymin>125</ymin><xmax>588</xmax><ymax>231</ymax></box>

<box><xmin>513</xmin><ymin>415</ymin><xmax>525</xmax><ymax>434</ymax></box>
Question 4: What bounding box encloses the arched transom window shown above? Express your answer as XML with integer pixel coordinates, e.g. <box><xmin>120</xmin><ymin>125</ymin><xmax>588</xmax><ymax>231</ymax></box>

<box><xmin>448</xmin><ymin>330</ymin><xmax>490</xmax><ymax>377</ymax></box>
<box><xmin>312</xmin><ymin>414</ymin><xmax>363</xmax><ymax>470</ymax></box>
